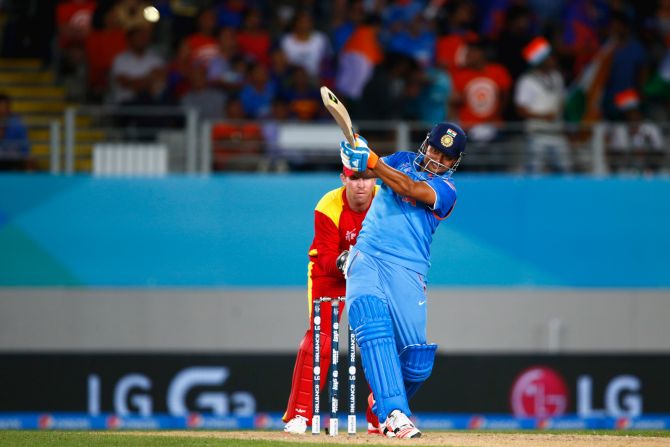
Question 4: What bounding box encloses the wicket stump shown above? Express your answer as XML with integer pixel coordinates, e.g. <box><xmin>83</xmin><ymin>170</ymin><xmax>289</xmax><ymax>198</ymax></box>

<box><xmin>311</xmin><ymin>296</ymin><xmax>357</xmax><ymax>436</ymax></box>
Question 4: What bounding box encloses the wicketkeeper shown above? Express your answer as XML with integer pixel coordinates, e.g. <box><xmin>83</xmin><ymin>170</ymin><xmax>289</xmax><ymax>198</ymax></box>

<box><xmin>283</xmin><ymin>167</ymin><xmax>377</xmax><ymax>435</ymax></box>
<box><xmin>340</xmin><ymin>122</ymin><xmax>466</xmax><ymax>438</ymax></box>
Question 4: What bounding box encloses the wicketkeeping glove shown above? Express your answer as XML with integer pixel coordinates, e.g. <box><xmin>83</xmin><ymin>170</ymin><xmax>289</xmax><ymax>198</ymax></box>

<box><xmin>336</xmin><ymin>250</ymin><xmax>349</xmax><ymax>274</ymax></box>
<box><xmin>339</xmin><ymin>134</ymin><xmax>379</xmax><ymax>172</ymax></box>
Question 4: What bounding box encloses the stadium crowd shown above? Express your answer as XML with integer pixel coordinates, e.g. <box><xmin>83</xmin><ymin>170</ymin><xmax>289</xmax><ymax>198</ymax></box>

<box><xmin>1</xmin><ymin>0</ymin><xmax>669</xmax><ymax>173</ymax></box>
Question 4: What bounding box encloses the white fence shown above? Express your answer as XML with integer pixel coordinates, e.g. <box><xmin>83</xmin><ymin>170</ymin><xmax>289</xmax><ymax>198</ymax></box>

<box><xmin>93</xmin><ymin>143</ymin><xmax>168</xmax><ymax>176</ymax></box>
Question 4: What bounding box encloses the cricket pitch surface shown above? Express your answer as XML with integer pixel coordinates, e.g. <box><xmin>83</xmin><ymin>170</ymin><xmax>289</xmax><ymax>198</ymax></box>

<box><xmin>117</xmin><ymin>430</ymin><xmax>670</xmax><ymax>446</ymax></box>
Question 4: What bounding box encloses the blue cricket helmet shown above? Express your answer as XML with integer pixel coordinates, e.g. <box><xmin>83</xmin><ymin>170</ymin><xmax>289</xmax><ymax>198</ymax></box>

<box><xmin>427</xmin><ymin>122</ymin><xmax>467</xmax><ymax>159</ymax></box>
<box><xmin>414</xmin><ymin>122</ymin><xmax>467</xmax><ymax>178</ymax></box>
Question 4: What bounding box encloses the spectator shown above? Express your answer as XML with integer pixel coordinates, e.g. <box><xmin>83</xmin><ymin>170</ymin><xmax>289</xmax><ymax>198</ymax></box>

<box><xmin>269</xmin><ymin>0</ymin><xmax>301</xmax><ymax>35</ymax></box>
<box><xmin>359</xmin><ymin>53</ymin><xmax>418</xmax><ymax>120</ymax></box>
<box><xmin>527</xmin><ymin>0</ymin><xmax>564</xmax><ymax>24</ymax></box>
<box><xmin>56</xmin><ymin>0</ymin><xmax>97</xmax><ymax>95</ymax></box>
<box><xmin>284</xmin><ymin>66</ymin><xmax>320</xmax><ymax>121</ymax></box>
<box><xmin>262</xmin><ymin>99</ymin><xmax>291</xmax><ymax>170</ymax></box>
<box><xmin>236</xmin><ymin>7</ymin><xmax>272</xmax><ymax>67</ymax></box>
<box><xmin>181</xmin><ymin>8</ymin><xmax>219</xmax><ymax>66</ymax></box>
<box><xmin>649</xmin><ymin>0</ymin><xmax>670</xmax><ymax>37</ymax></box>
<box><xmin>280</xmin><ymin>10</ymin><xmax>330</xmax><ymax>79</ymax></box>
<box><xmin>85</xmin><ymin>8</ymin><xmax>127</xmax><ymax>101</ymax></box>
<box><xmin>213</xmin><ymin>0</ymin><xmax>247</xmax><ymax>28</ymax></box>
<box><xmin>496</xmin><ymin>5</ymin><xmax>538</xmax><ymax>122</ymax></box>
<box><xmin>645</xmin><ymin>0</ymin><xmax>670</xmax><ymax>55</ymax></box>
<box><xmin>167</xmin><ymin>12</ymin><xmax>234</xmax><ymax>99</ymax></box>
<box><xmin>515</xmin><ymin>37</ymin><xmax>571</xmax><ymax>173</ymax></box>
<box><xmin>110</xmin><ymin>24</ymin><xmax>166</xmax><ymax>104</ymax></box>
<box><xmin>602</xmin><ymin>12</ymin><xmax>650</xmax><ymax>120</ymax></box>
<box><xmin>495</xmin><ymin>5</ymin><xmax>537</xmax><ymax>82</ymax></box>
<box><xmin>556</xmin><ymin>0</ymin><xmax>608</xmax><ymax>79</ymax></box>
<box><xmin>396</xmin><ymin>66</ymin><xmax>424</xmax><ymax>120</ymax></box>
<box><xmin>644</xmin><ymin>42</ymin><xmax>670</xmax><ymax>120</ymax></box>
<box><xmin>207</xmin><ymin>27</ymin><xmax>246</xmax><ymax>93</ymax></box>
<box><xmin>417</xmin><ymin>66</ymin><xmax>452</xmax><ymax>124</ymax></box>
<box><xmin>112</xmin><ymin>0</ymin><xmax>152</xmax><ymax>31</ymax></box>
<box><xmin>211</xmin><ymin>97</ymin><xmax>263</xmax><ymax>170</ymax></box>
<box><xmin>387</xmin><ymin>13</ymin><xmax>437</xmax><ymax>68</ymax></box>
<box><xmin>331</xmin><ymin>0</ymin><xmax>366</xmax><ymax>54</ymax></box>
<box><xmin>56</xmin><ymin>0</ymin><xmax>96</xmax><ymax>53</ymax></box>
<box><xmin>434</xmin><ymin>0</ymin><xmax>478</xmax><ymax>72</ymax></box>
<box><xmin>239</xmin><ymin>63</ymin><xmax>275</xmax><ymax>118</ymax></box>
<box><xmin>607</xmin><ymin>89</ymin><xmax>665</xmax><ymax>174</ymax></box>
<box><xmin>382</xmin><ymin>0</ymin><xmax>424</xmax><ymax>28</ymax></box>
<box><xmin>0</xmin><ymin>93</ymin><xmax>30</xmax><ymax>171</ymax></box>
<box><xmin>451</xmin><ymin>40</ymin><xmax>512</xmax><ymax>142</ymax></box>
<box><xmin>181</xmin><ymin>63</ymin><xmax>226</xmax><ymax>121</ymax></box>
<box><xmin>268</xmin><ymin>48</ymin><xmax>293</xmax><ymax>100</ymax></box>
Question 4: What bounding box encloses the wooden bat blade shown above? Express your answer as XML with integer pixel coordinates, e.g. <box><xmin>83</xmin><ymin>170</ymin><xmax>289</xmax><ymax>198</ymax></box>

<box><xmin>320</xmin><ymin>86</ymin><xmax>356</xmax><ymax>148</ymax></box>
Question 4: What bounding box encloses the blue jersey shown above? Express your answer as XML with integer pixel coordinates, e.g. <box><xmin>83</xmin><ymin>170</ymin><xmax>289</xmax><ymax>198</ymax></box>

<box><xmin>354</xmin><ymin>152</ymin><xmax>457</xmax><ymax>275</ymax></box>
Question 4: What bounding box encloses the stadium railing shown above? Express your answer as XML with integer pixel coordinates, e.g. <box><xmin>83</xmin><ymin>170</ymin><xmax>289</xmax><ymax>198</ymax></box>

<box><xmin>23</xmin><ymin>106</ymin><xmax>670</xmax><ymax>176</ymax></box>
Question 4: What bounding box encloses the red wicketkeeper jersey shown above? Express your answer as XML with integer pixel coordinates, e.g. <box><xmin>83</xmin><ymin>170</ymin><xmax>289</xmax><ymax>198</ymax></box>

<box><xmin>308</xmin><ymin>186</ymin><xmax>377</xmax><ymax>299</ymax></box>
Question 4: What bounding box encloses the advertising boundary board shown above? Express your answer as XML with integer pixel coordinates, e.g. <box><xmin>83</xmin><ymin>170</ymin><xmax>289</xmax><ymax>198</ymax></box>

<box><xmin>1</xmin><ymin>354</ymin><xmax>669</xmax><ymax>418</ymax></box>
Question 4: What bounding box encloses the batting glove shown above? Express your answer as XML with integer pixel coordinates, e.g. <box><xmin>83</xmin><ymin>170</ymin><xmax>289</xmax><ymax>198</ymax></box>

<box><xmin>339</xmin><ymin>135</ymin><xmax>379</xmax><ymax>171</ymax></box>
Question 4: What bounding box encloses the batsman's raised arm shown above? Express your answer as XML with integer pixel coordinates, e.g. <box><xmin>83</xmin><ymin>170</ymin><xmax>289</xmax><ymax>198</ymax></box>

<box><xmin>339</xmin><ymin>124</ymin><xmax>465</xmax><ymax>209</ymax></box>
<box><xmin>368</xmin><ymin>157</ymin><xmax>439</xmax><ymax>207</ymax></box>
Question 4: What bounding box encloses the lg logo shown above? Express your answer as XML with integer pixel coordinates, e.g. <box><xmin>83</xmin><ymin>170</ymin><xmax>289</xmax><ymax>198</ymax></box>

<box><xmin>510</xmin><ymin>366</ymin><xmax>642</xmax><ymax>418</ymax></box>
<box><xmin>577</xmin><ymin>374</ymin><xmax>641</xmax><ymax>418</ymax></box>
<box><xmin>510</xmin><ymin>366</ymin><xmax>569</xmax><ymax>418</ymax></box>
<box><xmin>88</xmin><ymin>366</ymin><xmax>255</xmax><ymax>417</ymax></box>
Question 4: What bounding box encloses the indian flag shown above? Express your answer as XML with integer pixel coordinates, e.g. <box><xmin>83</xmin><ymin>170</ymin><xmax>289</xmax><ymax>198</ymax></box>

<box><xmin>614</xmin><ymin>89</ymin><xmax>640</xmax><ymax>111</ymax></box>
<box><xmin>522</xmin><ymin>37</ymin><xmax>551</xmax><ymax>66</ymax></box>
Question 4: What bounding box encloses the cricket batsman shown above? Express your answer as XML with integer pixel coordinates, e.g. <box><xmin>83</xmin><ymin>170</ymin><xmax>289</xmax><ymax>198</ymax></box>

<box><xmin>283</xmin><ymin>167</ymin><xmax>377</xmax><ymax>434</ymax></box>
<box><xmin>339</xmin><ymin>122</ymin><xmax>466</xmax><ymax>438</ymax></box>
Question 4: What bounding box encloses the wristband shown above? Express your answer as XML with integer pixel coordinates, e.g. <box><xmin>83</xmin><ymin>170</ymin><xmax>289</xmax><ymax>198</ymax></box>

<box><xmin>367</xmin><ymin>151</ymin><xmax>379</xmax><ymax>169</ymax></box>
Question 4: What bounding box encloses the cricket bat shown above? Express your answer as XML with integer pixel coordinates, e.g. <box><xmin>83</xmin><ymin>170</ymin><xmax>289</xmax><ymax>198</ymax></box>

<box><xmin>320</xmin><ymin>86</ymin><xmax>356</xmax><ymax>148</ymax></box>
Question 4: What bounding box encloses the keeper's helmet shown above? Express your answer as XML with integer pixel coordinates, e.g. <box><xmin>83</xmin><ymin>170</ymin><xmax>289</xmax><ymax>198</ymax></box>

<box><xmin>414</xmin><ymin>122</ymin><xmax>467</xmax><ymax>178</ymax></box>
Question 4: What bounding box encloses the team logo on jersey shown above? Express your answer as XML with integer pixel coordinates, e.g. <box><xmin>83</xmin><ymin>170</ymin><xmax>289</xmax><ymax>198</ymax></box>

<box><xmin>345</xmin><ymin>230</ymin><xmax>357</xmax><ymax>242</ymax></box>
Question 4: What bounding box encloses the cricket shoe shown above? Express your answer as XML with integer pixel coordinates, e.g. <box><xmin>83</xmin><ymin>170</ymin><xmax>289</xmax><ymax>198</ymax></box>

<box><xmin>283</xmin><ymin>415</ymin><xmax>307</xmax><ymax>434</ymax></box>
<box><xmin>383</xmin><ymin>409</ymin><xmax>421</xmax><ymax>438</ymax></box>
<box><xmin>366</xmin><ymin>393</ymin><xmax>392</xmax><ymax>436</ymax></box>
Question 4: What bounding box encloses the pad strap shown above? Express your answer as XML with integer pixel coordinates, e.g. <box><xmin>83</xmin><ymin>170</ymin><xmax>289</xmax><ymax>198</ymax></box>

<box><xmin>399</xmin><ymin>343</ymin><xmax>437</xmax><ymax>399</ymax></box>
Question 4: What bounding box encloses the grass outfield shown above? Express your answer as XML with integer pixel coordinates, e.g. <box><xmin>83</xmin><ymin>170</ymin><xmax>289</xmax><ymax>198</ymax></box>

<box><xmin>0</xmin><ymin>432</ymin><xmax>283</xmax><ymax>447</ymax></box>
<box><xmin>0</xmin><ymin>431</ymin><xmax>669</xmax><ymax>447</ymax></box>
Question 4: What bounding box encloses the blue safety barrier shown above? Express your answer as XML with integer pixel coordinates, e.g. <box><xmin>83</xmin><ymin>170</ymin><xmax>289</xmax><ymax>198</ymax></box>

<box><xmin>1</xmin><ymin>174</ymin><xmax>669</xmax><ymax>287</ymax></box>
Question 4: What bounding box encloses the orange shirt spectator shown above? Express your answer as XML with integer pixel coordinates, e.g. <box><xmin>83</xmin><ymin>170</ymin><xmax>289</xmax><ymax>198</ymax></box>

<box><xmin>285</xmin><ymin>67</ymin><xmax>320</xmax><ymax>120</ymax></box>
<box><xmin>185</xmin><ymin>33</ymin><xmax>219</xmax><ymax>65</ymax></box>
<box><xmin>236</xmin><ymin>8</ymin><xmax>271</xmax><ymax>66</ymax></box>
<box><xmin>85</xmin><ymin>11</ymin><xmax>127</xmax><ymax>96</ymax></box>
<box><xmin>452</xmin><ymin>64</ymin><xmax>512</xmax><ymax>126</ymax></box>
<box><xmin>212</xmin><ymin>121</ymin><xmax>262</xmax><ymax>142</ymax></box>
<box><xmin>184</xmin><ymin>8</ymin><xmax>219</xmax><ymax>66</ymax></box>
<box><xmin>57</xmin><ymin>0</ymin><xmax>97</xmax><ymax>48</ymax></box>
<box><xmin>434</xmin><ymin>1</ymin><xmax>477</xmax><ymax>70</ymax></box>
<box><xmin>435</xmin><ymin>31</ymin><xmax>477</xmax><ymax>71</ymax></box>
<box><xmin>211</xmin><ymin>99</ymin><xmax>263</xmax><ymax>170</ymax></box>
<box><xmin>452</xmin><ymin>43</ymin><xmax>512</xmax><ymax>128</ymax></box>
